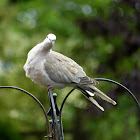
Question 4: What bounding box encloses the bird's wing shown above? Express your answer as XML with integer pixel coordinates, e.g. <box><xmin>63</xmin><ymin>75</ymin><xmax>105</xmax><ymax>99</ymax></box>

<box><xmin>44</xmin><ymin>51</ymin><xmax>92</xmax><ymax>84</ymax></box>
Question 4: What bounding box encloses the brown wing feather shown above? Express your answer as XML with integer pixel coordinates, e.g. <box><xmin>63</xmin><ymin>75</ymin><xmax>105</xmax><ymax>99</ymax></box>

<box><xmin>44</xmin><ymin>51</ymin><xmax>86</xmax><ymax>84</ymax></box>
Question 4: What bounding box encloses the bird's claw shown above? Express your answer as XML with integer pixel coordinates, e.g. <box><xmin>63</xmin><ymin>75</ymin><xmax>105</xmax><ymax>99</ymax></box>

<box><xmin>47</xmin><ymin>85</ymin><xmax>52</xmax><ymax>91</ymax></box>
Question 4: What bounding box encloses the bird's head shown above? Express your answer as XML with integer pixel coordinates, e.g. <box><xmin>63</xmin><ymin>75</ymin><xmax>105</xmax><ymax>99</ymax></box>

<box><xmin>42</xmin><ymin>33</ymin><xmax>56</xmax><ymax>50</ymax></box>
<box><xmin>46</xmin><ymin>33</ymin><xmax>56</xmax><ymax>46</ymax></box>
<box><xmin>47</xmin><ymin>33</ymin><xmax>56</xmax><ymax>41</ymax></box>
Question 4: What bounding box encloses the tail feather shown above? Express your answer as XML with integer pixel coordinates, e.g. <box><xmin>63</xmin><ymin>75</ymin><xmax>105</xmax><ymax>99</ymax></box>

<box><xmin>88</xmin><ymin>85</ymin><xmax>117</xmax><ymax>105</ymax></box>
<box><xmin>89</xmin><ymin>97</ymin><xmax>104</xmax><ymax>111</ymax></box>
<box><xmin>86</xmin><ymin>90</ymin><xmax>94</xmax><ymax>96</ymax></box>
<box><xmin>77</xmin><ymin>87</ymin><xmax>104</xmax><ymax>111</ymax></box>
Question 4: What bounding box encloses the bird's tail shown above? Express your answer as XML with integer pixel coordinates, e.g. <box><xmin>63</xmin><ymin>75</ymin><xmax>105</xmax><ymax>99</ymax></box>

<box><xmin>77</xmin><ymin>85</ymin><xmax>116</xmax><ymax>111</ymax></box>
<box><xmin>77</xmin><ymin>87</ymin><xmax>105</xmax><ymax>111</ymax></box>
<box><xmin>88</xmin><ymin>85</ymin><xmax>117</xmax><ymax>105</ymax></box>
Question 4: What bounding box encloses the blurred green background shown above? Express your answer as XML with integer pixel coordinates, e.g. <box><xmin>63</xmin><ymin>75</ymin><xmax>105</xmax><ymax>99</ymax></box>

<box><xmin>0</xmin><ymin>0</ymin><xmax>140</xmax><ymax>140</ymax></box>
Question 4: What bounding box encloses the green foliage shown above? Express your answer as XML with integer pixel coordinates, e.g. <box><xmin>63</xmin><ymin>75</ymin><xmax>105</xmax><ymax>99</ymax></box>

<box><xmin>0</xmin><ymin>121</ymin><xmax>23</xmax><ymax>140</ymax></box>
<box><xmin>0</xmin><ymin>0</ymin><xmax>140</xmax><ymax>140</ymax></box>
<box><xmin>88</xmin><ymin>95</ymin><xmax>139</xmax><ymax>140</ymax></box>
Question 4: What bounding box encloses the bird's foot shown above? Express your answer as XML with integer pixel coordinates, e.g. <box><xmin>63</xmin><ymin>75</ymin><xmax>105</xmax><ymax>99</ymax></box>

<box><xmin>47</xmin><ymin>85</ymin><xmax>52</xmax><ymax>91</ymax></box>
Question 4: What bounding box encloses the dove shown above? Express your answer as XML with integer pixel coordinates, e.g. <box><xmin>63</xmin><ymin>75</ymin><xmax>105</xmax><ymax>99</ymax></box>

<box><xmin>23</xmin><ymin>33</ymin><xmax>116</xmax><ymax>111</ymax></box>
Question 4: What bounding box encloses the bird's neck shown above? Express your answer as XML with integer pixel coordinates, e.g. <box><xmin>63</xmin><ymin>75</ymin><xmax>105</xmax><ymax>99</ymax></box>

<box><xmin>41</xmin><ymin>39</ymin><xmax>53</xmax><ymax>51</ymax></box>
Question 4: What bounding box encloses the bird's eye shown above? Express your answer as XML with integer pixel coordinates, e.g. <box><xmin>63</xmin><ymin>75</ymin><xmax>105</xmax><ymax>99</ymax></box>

<box><xmin>47</xmin><ymin>37</ymin><xmax>52</xmax><ymax>41</ymax></box>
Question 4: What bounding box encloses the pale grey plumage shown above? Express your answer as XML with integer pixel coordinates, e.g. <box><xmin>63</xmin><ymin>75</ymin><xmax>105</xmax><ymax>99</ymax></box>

<box><xmin>24</xmin><ymin>33</ymin><xmax>116</xmax><ymax>111</ymax></box>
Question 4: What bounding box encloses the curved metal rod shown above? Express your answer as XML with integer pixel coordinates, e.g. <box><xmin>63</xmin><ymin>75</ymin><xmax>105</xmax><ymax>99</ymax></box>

<box><xmin>59</xmin><ymin>77</ymin><xmax>140</xmax><ymax>138</ymax></box>
<box><xmin>60</xmin><ymin>88</ymin><xmax>76</xmax><ymax>113</ymax></box>
<box><xmin>0</xmin><ymin>86</ymin><xmax>50</xmax><ymax>136</ymax></box>
<box><xmin>94</xmin><ymin>78</ymin><xmax>140</xmax><ymax>114</ymax></box>
<box><xmin>59</xmin><ymin>88</ymin><xmax>75</xmax><ymax>140</ymax></box>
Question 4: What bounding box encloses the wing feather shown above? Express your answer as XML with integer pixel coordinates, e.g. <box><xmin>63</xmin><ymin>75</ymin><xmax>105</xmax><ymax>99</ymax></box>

<box><xmin>44</xmin><ymin>50</ymin><xmax>98</xmax><ymax>85</ymax></box>
<box><xmin>44</xmin><ymin>51</ymin><xmax>85</xmax><ymax>84</ymax></box>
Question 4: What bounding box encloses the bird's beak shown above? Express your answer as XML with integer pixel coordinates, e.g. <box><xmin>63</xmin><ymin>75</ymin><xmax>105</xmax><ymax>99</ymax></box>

<box><xmin>46</xmin><ymin>37</ymin><xmax>55</xmax><ymax>46</ymax></box>
<box><xmin>47</xmin><ymin>37</ymin><xmax>52</xmax><ymax>42</ymax></box>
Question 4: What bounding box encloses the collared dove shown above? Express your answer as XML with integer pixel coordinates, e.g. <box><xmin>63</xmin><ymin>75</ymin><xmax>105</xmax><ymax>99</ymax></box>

<box><xmin>24</xmin><ymin>33</ymin><xmax>116</xmax><ymax>111</ymax></box>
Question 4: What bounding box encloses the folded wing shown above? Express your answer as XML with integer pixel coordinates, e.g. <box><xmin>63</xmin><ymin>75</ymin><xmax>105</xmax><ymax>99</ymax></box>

<box><xmin>44</xmin><ymin>50</ymin><xmax>86</xmax><ymax>84</ymax></box>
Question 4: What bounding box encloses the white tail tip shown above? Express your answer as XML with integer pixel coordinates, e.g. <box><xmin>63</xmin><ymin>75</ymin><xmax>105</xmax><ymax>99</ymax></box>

<box><xmin>89</xmin><ymin>97</ymin><xmax>104</xmax><ymax>111</ymax></box>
